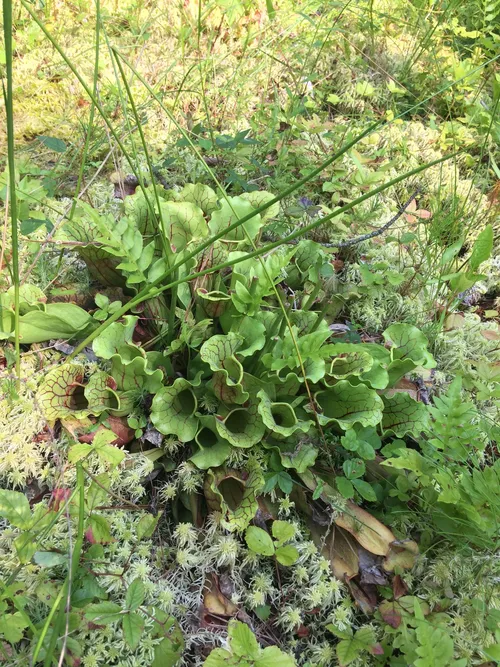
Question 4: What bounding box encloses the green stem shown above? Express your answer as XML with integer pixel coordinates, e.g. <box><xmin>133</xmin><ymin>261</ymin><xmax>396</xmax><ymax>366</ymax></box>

<box><xmin>3</xmin><ymin>0</ymin><xmax>20</xmax><ymax>383</ymax></box>
<box><xmin>69</xmin><ymin>150</ymin><xmax>459</xmax><ymax>358</ymax></box>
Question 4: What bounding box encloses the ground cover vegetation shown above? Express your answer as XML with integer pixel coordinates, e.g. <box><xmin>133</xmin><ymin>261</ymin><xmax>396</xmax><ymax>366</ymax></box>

<box><xmin>0</xmin><ymin>0</ymin><xmax>500</xmax><ymax>664</ymax></box>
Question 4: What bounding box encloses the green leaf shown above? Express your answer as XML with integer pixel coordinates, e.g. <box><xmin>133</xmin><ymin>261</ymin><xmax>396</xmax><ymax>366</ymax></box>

<box><xmin>240</xmin><ymin>190</ymin><xmax>279</xmax><ymax>221</ymax></box>
<box><xmin>245</xmin><ymin>526</ymin><xmax>275</xmax><ymax>556</ymax></box>
<box><xmin>469</xmin><ymin>225</ymin><xmax>493</xmax><ymax>271</ymax></box>
<box><xmin>215</xmin><ymin>396</ymin><xmax>266</xmax><ymax>448</ymax></box>
<box><xmin>136</xmin><ymin>513</ymin><xmax>161</xmax><ymax>540</ymax></box>
<box><xmin>257</xmin><ymin>390</ymin><xmax>311</xmax><ymax>438</ymax></box>
<box><xmin>336</xmin><ymin>627</ymin><xmax>376</xmax><ymax>666</ymax></box>
<box><xmin>256</xmin><ymin>646</ymin><xmax>296</xmax><ymax>666</ymax></box>
<box><xmin>179</xmin><ymin>183</ymin><xmax>219</xmax><ymax>215</ymax></box>
<box><xmin>414</xmin><ymin>623</ymin><xmax>454</xmax><ymax>666</ymax></box>
<box><xmin>343</xmin><ymin>459</ymin><xmax>365</xmax><ymax>482</ymax></box>
<box><xmin>151</xmin><ymin>375</ymin><xmax>201</xmax><ymax>442</ymax></box>
<box><xmin>275</xmin><ymin>545</ymin><xmax>299</xmax><ymax>566</ymax></box>
<box><xmin>122</xmin><ymin>611</ymin><xmax>144</xmax><ymax>650</ymax></box>
<box><xmin>382</xmin><ymin>393</ymin><xmax>429</xmax><ymax>436</ymax></box>
<box><xmin>38</xmin><ymin>135</ymin><xmax>67</xmax><ymax>152</ymax></box>
<box><xmin>483</xmin><ymin>644</ymin><xmax>500</xmax><ymax>662</ymax></box>
<box><xmin>125</xmin><ymin>578</ymin><xmax>145</xmax><ymax>611</ymax></box>
<box><xmin>272</xmin><ymin>520</ymin><xmax>295</xmax><ymax>544</ymax></box>
<box><xmin>14</xmin><ymin>532</ymin><xmax>37</xmax><ymax>563</ymax></box>
<box><xmin>0</xmin><ymin>612</ymin><xmax>29</xmax><ymax>644</ymax></box>
<box><xmin>152</xmin><ymin>636</ymin><xmax>185</xmax><ymax>667</ymax></box>
<box><xmin>352</xmin><ymin>479</ymin><xmax>377</xmax><ymax>501</ymax></box>
<box><xmin>14</xmin><ymin>303</ymin><xmax>96</xmax><ymax>344</ymax></box>
<box><xmin>85</xmin><ymin>601</ymin><xmax>122</xmax><ymax>624</ymax></box>
<box><xmin>314</xmin><ymin>381</ymin><xmax>384</xmax><ymax>429</ymax></box>
<box><xmin>87</xmin><ymin>515</ymin><xmax>113</xmax><ymax>544</ymax></box>
<box><xmin>33</xmin><ymin>551</ymin><xmax>67</xmax><ymax>567</ymax></box>
<box><xmin>68</xmin><ymin>443</ymin><xmax>93</xmax><ymax>463</ymax></box>
<box><xmin>159</xmin><ymin>200</ymin><xmax>208</xmax><ymax>250</ymax></box>
<box><xmin>209</xmin><ymin>196</ymin><xmax>263</xmax><ymax>242</ymax></box>
<box><xmin>0</xmin><ymin>489</ymin><xmax>32</xmax><ymax>529</ymax></box>
<box><xmin>336</xmin><ymin>476</ymin><xmax>355</xmax><ymax>498</ymax></box>
<box><xmin>383</xmin><ymin>323</ymin><xmax>435</xmax><ymax>370</ymax></box>
<box><xmin>204</xmin><ymin>649</ymin><xmax>233</xmax><ymax>667</ymax></box>
<box><xmin>228</xmin><ymin>620</ymin><xmax>260</xmax><ymax>660</ymax></box>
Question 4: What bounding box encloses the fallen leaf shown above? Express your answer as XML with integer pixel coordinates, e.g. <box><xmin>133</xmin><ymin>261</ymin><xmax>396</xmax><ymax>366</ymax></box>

<box><xmin>383</xmin><ymin>540</ymin><xmax>419</xmax><ymax>572</ymax></box>
<box><xmin>335</xmin><ymin>502</ymin><xmax>396</xmax><ymax>556</ymax></box>
<box><xmin>346</xmin><ymin>578</ymin><xmax>377</xmax><ymax>614</ymax></box>
<box><xmin>202</xmin><ymin>573</ymin><xmax>238</xmax><ymax>625</ymax></box>
<box><xmin>392</xmin><ymin>575</ymin><xmax>407</xmax><ymax>599</ymax></box>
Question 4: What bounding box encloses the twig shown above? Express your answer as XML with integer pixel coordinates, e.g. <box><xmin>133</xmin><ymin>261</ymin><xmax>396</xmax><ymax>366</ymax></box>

<box><xmin>281</xmin><ymin>190</ymin><xmax>420</xmax><ymax>248</ymax></box>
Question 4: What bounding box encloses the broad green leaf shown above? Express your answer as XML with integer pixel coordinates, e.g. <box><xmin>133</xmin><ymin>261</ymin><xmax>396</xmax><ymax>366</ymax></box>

<box><xmin>37</xmin><ymin>135</ymin><xmax>67</xmax><ymax>152</ymax></box>
<box><xmin>415</xmin><ymin>623</ymin><xmax>454</xmax><ymax>666</ymax></box>
<box><xmin>0</xmin><ymin>489</ymin><xmax>32</xmax><ymax>529</ymax></box>
<box><xmin>240</xmin><ymin>190</ymin><xmax>280</xmax><ymax>221</ymax></box>
<box><xmin>336</xmin><ymin>627</ymin><xmax>376</xmax><ymax>666</ymax></box>
<box><xmin>257</xmin><ymin>390</ymin><xmax>311</xmax><ymax>438</ymax></box>
<box><xmin>33</xmin><ymin>551</ymin><xmax>68</xmax><ymax>567</ymax></box>
<box><xmin>325</xmin><ymin>344</ymin><xmax>374</xmax><ymax>382</ymax></box>
<box><xmin>272</xmin><ymin>520</ymin><xmax>295</xmax><ymax>544</ymax></box>
<box><xmin>125</xmin><ymin>578</ymin><xmax>145</xmax><ymax>611</ymax></box>
<box><xmin>215</xmin><ymin>396</ymin><xmax>266</xmax><ymax>448</ymax></box>
<box><xmin>68</xmin><ymin>443</ymin><xmax>93</xmax><ymax>464</ymax></box>
<box><xmin>343</xmin><ymin>459</ymin><xmax>365</xmax><ymax>479</ymax></box>
<box><xmin>228</xmin><ymin>620</ymin><xmax>260</xmax><ymax>659</ymax></box>
<box><xmin>0</xmin><ymin>612</ymin><xmax>29</xmax><ymax>644</ymax></box>
<box><xmin>209</xmin><ymin>196</ymin><xmax>263</xmax><ymax>242</ymax></box>
<box><xmin>382</xmin><ymin>393</ymin><xmax>429</xmax><ymax>436</ymax></box>
<box><xmin>383</xmin><ymin>323</ymin><xmax>435</xmax><ymax>369</ymax></box>
<box><xmin>159</xmin><ymin>200</ymin><xmax>208</xmax><ymax>250</ymax></box>
<box><xmin>122</xmin><ymin>611</ymin><xmax>144</xmax><ymax>650</ymax></box>
<box><xmin>8</xmin><ymin>303</ymin><xmax>96</xmax><ymax>344</ymax></box>
<box><xmin>205</xmin><ymin>467</ymin><xmax>263</xmax><ymax>531</ymax></box>
<box><xmin>245</xmin><ymin>526</ymin><xmax>275</xmax><ymax>556</ymax></box>
<box><xmin>275</xmin><ymin>545</ymin><xmax>299</xmax><ymax>566</ymax></box>
<box><xmin>256</xmin><ymin>646</ymin><xmax>296</xmax><ymax>667</ymax></box>
<box><xmin>87</xmin><ymin>515</ymin><xmax>113</xmax><ymax>544</ymax></box>
<box><xmin>179</xmin><ymin>183</ymin><xmax>219</xmax><ymax>215</ymax></box>
<box><xmin>314</xmin><ymin>381</ymin><xmax>384</xmax><ymax>429</ymax></box>
<box><xmin>190</xmin><ymin>418</ymin><xmax>232</xmax><ymax>469</ymax></box>
<box><xmin>337</xmin><ymin>475</ymin><xmax>355</xmax><ymax>498</ymax></box>
<box><xmin>92</xmin><ymin>316</ymin><xmax>138</xmax><ymax>359</ymax></box>
<box><xmin>203</xmin><ymin>649</ymin><xmax>233</xmax><ymax>667</ymax></box>
<box><xmin>136</xmin><ymin>513</ymin><xmax>161</xmax><ymax>540</ymax></box>
<box><xmin>85</xmin><ymin>601</ymin><xmax>122</xmax><ymax>624</ymax></box>
<box><xmin>469</xmin><ymin>225</ymin><xmax>493</xmax><ymax>271</ymax></box>
<box><xmin>14</xmin><ymin>532</ymin><xmax>37</xmax><ymax>563</ymax></box>
<box><xmin>352</xmin><ymin>479</ymin><xmax>377</xmax><ymax>501</ymax></box>
<box><xmin>151</xmin><ymin>375</ymin><xmax>201</xmax><ymax>442</ymax></box>
<box><xmin>152</xmin><ymin>636</ymin><xmax>185</xmax><ymax>667</ymax></box>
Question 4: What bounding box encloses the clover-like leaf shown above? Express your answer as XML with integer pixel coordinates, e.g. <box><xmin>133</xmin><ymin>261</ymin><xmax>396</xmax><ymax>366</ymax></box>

<box><xmin>314</xmin><ymin>381</ymin><xmax>384</xmax><ymax>429</ymax></box>
<box><xmin>245</xmin><ymin>526</ymin><xmax>275</xmax><ymax>556</ymax></box>
<box><xmin>257</xmin><ymin>389</ymin><xmax>311</xmax><ymax>438</ymax></box>
<box><xmin>209</xmin><ymin>196</ymin><xmax>263</xmax><ymax>242</ymax></box>
<box><xmin>205</xmin><ymin>467</ymin><xmax>264</xmax><ymax>531</ymax></box>
<box><xmin>151</xmin><ymin>375</ymin><xmax>201</xmax><ymax>442</ymax></box>
<box><xmin>382</xmin><ymin>393</ymin><xmax>429</xmax><ymax>436</ymax></box>
<box><xmin>159</xmin><ymin>200</ymin><xmax>208</xmax><ymax>250</ymax></box>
